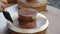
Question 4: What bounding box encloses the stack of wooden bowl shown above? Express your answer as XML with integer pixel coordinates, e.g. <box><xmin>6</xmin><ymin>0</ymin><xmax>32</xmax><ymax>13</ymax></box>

<box><xmin>8</xmin><ymin>0</ymin><xmax>48</xmax><ymax>12</ymax></box>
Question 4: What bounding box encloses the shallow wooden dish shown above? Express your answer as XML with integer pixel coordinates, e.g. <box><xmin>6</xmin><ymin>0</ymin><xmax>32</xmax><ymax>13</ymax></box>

<box><xmin>7</xmin><ymin>13</ymin><xmax>49</xmax><ymax>34</ymax></box>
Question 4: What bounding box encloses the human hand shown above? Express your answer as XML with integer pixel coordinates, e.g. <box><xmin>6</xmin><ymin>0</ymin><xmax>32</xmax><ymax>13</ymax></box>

<box><xmin>0</xmin><ymin>0</ymin><xmax>7</xmax><ymax>12</ymax></box>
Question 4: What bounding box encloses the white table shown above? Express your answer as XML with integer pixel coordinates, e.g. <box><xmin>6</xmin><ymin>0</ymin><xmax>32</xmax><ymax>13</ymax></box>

<box><xmin>0</xmin><ymin>4</ymin><xmax>60</xmax><ymax>34</ymax></box>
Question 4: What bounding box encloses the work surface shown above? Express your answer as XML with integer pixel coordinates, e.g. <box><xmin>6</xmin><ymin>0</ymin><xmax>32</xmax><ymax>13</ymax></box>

<box><xmin>0</xmin><ymin>4</ymin><xmax>60</xmax><ymax>34</ymax></box>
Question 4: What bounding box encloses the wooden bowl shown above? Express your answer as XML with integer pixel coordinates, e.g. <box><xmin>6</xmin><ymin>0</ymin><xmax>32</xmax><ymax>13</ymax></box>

<box><xmin>7</xmin><ymin>13</ymin><xmax>49</xmax><ymax>34</ymax></box>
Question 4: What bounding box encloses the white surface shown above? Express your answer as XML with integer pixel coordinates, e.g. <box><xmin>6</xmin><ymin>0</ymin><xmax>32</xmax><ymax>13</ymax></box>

<box><xmin>0</xmin><ymin>4</ymin><xmax>18</xmax><ymax>34</ymax></box>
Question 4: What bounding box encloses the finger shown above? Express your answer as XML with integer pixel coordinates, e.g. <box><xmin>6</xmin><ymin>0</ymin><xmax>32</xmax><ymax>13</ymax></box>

<box><xmin>1</xmin><ymin>0</ymin><xmax>7</xmax><ymax>3</ymax></box>
<box><xmin>1</xmin><ymin>0</ymin><xmax>7</xmax><ymax>5</ymax></box>
<box><xmin>1</xmin><ymin>3</ymin><xmax>6</xmax><ymax>8</ymax></box>
<box><xmin>0</xmin><ymin>7</ymin><xmax>3</xmax><ymax>11</ymax></box>
<box><xmin>0</xmin><ymin>2</ymin><xmax>3</xmax><ymax>11</ymax></box>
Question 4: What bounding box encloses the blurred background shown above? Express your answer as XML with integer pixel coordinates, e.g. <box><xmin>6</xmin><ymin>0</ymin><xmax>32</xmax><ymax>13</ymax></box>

<box><xmin>48</xmin><ymin>0</ymin><xmax>60</xmax><ymax>9</ymax></box>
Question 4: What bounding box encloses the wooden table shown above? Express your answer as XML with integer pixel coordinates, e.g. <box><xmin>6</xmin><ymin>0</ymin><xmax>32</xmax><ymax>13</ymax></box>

<box><xmin>0</xmin><ymin>4</ymin><xmax>60</xmax><ymax>34</ymax></box>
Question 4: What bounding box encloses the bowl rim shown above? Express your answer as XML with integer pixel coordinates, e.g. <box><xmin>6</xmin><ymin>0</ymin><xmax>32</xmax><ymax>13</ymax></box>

<box><xmin>19</xmin><ymin>0</ymin><xmax>47</xmax><ymax>7</ymax></box>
